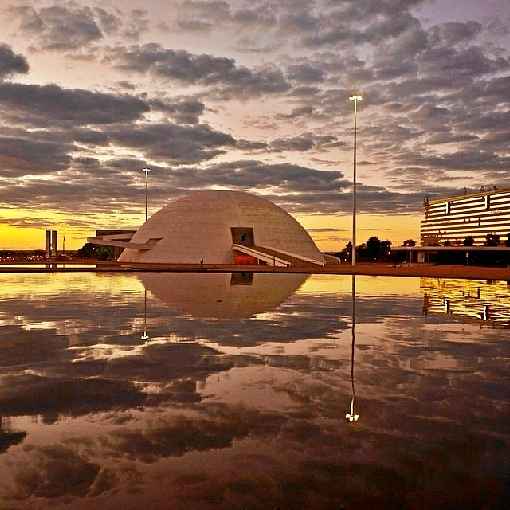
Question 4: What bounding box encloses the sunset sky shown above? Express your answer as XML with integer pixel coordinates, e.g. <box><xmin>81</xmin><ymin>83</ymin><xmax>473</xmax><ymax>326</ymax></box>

<box><xmin>1</xmin><ymin>0</ymin><xmax>509</xmax><ymax>250</ymax></box>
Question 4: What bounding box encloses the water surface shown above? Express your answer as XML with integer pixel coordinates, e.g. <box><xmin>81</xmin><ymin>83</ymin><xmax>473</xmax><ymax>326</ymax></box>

<box><xmin>0</xmin><ymin>273</ymin><xmax>508</xmax><ymax>509</ymax></box>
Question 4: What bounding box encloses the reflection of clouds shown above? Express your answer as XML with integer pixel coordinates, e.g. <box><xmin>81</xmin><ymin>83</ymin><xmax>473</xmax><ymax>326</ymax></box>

<box><xmin>0</xmin><ymin>373</ymin><xmax>145</xmax><ymax>419</ymax></box>
<box><xmin>0</xmin><ymin>274</ymin><xmax>509</xmax><ymax>508</ymax></box>
<box><xmin>99</xmin><ymin>404</ymin><xmax>285</xmax><ymax>463</ymax></box>
<box><xmin>6</xmin><ymin>445</ymin><xmax>114</xmax><ymax>500</ymax></box>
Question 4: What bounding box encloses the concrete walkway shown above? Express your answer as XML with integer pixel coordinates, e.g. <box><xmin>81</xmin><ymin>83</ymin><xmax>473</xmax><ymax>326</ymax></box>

<box><xmin>1</xmin><ymin>262</ymin><xmax>510</xmax><ymax>280</ymax></box>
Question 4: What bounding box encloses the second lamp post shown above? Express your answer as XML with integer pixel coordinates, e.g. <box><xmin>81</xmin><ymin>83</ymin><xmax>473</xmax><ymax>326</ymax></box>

<box><xmin>349</xmin><ymin>95</ymin><xmax>362</xmax><ymax>266</ymax></box>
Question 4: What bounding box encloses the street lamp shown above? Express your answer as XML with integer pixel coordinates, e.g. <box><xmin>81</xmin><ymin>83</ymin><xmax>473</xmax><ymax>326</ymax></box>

<box><xmin>142</xmin><ymin>168</ymin><xmax>151</xmax><ymax>222</ymax></box>
<box><xmin>349</xmin><ymin>95</ymin><xmax>363</xmax><ymax>266</ymax></box>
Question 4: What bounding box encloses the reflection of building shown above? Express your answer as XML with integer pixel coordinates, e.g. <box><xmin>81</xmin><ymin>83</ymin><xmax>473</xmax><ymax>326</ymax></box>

<box><xmin>421</xmin><ymin>278</ymin><xmax>510</xmax><ymax>327</ymax></box>
<box><xmin>90</xmin><ymin>191</ymin><xmax>331</xmax><ymax>266</ymax></box>
<box><xmin>0</xmin><ymin>417</ymin><xmax>26</xmax><ymax>454</ymax></box>
<box><xmin>422</xmin><ymin>188</ymin><xmax>510</xmax><ymax>246</ymax></box>
<box><xmin>139</xmin><ymin>272</ymin><xmax>307</xmax><ymax>319</ymax></box>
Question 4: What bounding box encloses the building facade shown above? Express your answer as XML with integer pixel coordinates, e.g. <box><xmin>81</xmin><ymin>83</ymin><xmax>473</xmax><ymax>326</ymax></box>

<box><xmin>95</xmin><ymin>230</ymin><xmax>136</xmax><ymax>259</ymax></box>
<box><xmin>421</xmin><ymin>188</ymin><xmax>510</xmax><ymax>246</ymax></box>
<box><xmin>90</xmin><ymin>191</ymin><xmax>329</xmax><ymax>266</ymax></box>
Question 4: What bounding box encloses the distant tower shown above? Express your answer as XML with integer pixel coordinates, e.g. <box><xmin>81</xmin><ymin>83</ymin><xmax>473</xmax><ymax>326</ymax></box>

<box><xmin>45</xmin><ymin>230</ymin><xmax>51</xmax><ymax>259</ymax></box>
<box><xmin>51</xmin><ymin>231</ymin><xmax>58</xmax><ymax>257</ymax></box>
<box><xmin>45</xmin><ymin>230</ymin><xmax>59</xmax><ymax>257</ymax></box>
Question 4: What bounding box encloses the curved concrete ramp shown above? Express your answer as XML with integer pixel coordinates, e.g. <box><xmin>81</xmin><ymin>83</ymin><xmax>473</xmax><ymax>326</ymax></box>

<box><xmin>232</xmin><ymin>244</ymin><xmax>323</xmax><ymax>267</ymax></box>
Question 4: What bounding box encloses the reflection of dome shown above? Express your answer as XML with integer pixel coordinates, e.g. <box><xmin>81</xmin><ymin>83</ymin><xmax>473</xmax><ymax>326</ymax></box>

<box><xmin>0</xmin><ymin>430</ymin><xmax>26</xmax><ymax>453</ymax></box>
<box><xmin>119</xmin><ymin>190</ymin><xmax>324</xmax><ymax>265</ymax></box>
<box><xmin>139</xmin><ymin>273</ymin><xmax>307</xmax><ymax>319</ymax></box>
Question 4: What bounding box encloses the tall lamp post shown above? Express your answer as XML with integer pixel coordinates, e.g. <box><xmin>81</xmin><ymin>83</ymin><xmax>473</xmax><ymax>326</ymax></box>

<box><xmin>142</xmin><ymin>168</ymin><xmax>151</xmax><ymax>222</ymax></box>
<box><xmin>349</xmin><ymin>95</ymin><xmax>363</xmax><ymax>266</ymax></box>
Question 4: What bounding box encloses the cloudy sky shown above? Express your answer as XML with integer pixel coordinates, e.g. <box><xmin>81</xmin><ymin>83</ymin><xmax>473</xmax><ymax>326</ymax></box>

<box><xmin>1</xmin><ymin>0</ymin><xmax>509</xmax><ymax>250</ymax></box>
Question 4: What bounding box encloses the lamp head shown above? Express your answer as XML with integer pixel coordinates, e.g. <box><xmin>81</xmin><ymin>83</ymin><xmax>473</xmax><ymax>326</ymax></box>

<box><xmin>142</xmin><ymin>167</ymin><xmax>151</xmax><ymax>175</ymax></box>
<box><xmin>349</xmin><ymin>95</ymin><xmax>363</xmax><ymax>102</ymax></box>
<box><xmin>345</xmin><ymin>412</ymin><xmax>360</xmax><ymax>422</ymax></box>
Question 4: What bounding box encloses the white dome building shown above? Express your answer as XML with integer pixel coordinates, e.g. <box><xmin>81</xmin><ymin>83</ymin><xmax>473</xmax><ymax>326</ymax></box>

<box><xmin>94</xmin><ymin>191</ymin><xmax>326</xmax><ymax>266</ymax></box>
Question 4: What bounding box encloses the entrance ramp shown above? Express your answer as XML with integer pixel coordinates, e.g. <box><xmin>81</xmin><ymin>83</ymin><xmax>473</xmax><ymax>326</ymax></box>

<box><xmin>232</xmin><ymin>244</ymin><xmax>323</xmax><ymax>267</ymax></box>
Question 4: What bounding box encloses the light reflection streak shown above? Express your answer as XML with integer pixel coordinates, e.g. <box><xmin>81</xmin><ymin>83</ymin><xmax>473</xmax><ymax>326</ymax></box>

<box><xmin>141</xmin><ymin>289</ymin><xmax>150</xmax><ymax>341</ymax></box>
<box><xmin>346</xmin><ymin>275</ymin><xmax>359</xmax><ymax>423</ymax></box>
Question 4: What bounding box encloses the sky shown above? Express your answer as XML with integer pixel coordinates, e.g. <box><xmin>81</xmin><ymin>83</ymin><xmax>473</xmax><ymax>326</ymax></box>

<box><xmin>0</xmin><ymin>0</ymin><xmax>509</xmax><ymax>250</ymax></box>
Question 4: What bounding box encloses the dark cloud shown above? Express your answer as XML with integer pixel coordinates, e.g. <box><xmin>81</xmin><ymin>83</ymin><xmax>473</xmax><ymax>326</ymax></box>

<box><xmin>103</xmin><ymin>122</ymin><xmax>235</xmax><ymax>163</ymax></box>
<box><xmin>401</xmin><ymin>150</ymin><xmax>510</xmax><ymax>172</ymax></box>
<box><xmin>287</xmin><ymin>63</ymin><xmax>326</xmax><ymax>83</ymax></box>
<box><xmin>0</xmin><ymin>82</ymin><xmax>150</xmax><ymax>127</ymax></box>
<box><xmin>7</xmin><ymin>3</ymin><xmax>150</xmax><ymax>52</ymax></box>
<box><xmin>175</xmin><ymin>1</ymin><xmax>232</xmax><ymax>32</ymax></box>
<box><xmin>430</xmin><ymin>21</ymin><xmax>483</xmax><ymax>47</ymax></box>
<box><xmin>418</xmin><ymin>45</ymin><xmax>509</xmax><ymax>78</ymax></box>
<box><xmin>9</xmin><ymin>4</ymin><xmax>105</xmax><ymax>51</ymax></box>
<box><xmin>149</xmin><ymin>97</ymin><xmax>206</xmax><ymax>124</ymax></box>
<box><xmin>0</xmin><ymin>134</ymin><xmax>73</xmax><ymax>176</ymax></box>
<box><xmin>0</xmin><ymin>44</ymin><xmax>29</xmax><ymax>79</ymax></box>
<box><xmin>298</xmin><ymin>2</ymin><xmax>426</xmax><ymax>49</ymax></box>
<box><xmin>269</xmin><ymin>133</ymin><xmax>344</xmax><ymax>152</ymax></box>
<box><xmin>157</xmin><ymin>160</ymin><xmax>346</xmax><ymax>194</ymax></box>
<box><xmin>276</xmin><ymin>106</ymin><xmax>314</xmax><ymax>120</ymax></box>
<box><xmin>108</xmin><ymin>43</ymin><xmax>291</xmax><ymax>97</ymax></box>
<box><xmin>0</xmin><ymin>152</ymin><xmax>438</xmax><ymax>216</ymax></box>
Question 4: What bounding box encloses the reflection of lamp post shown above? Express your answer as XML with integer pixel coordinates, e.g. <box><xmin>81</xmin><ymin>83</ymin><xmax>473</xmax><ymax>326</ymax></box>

<box><xmin>346</xmin><ymin>275</ymin><xmax>359</xmax><ymax>423</ymax></box>
<box><xmin>349</xmin><ymin>95</ymin><xmax>363</xmax><ymax>266</ymax></box>
<box><xmin>141</xmin><ymin>289</ymin><xmax>149</xmax><ymax>341</ymax></box>
<box><xmin>142</xmin><ymin>168</ymin><xmax>151</xmax><ymax>222</ymax></box>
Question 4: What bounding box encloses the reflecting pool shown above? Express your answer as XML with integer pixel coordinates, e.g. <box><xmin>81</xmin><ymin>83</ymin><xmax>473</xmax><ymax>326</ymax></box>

<box><xmin>0</xmin><ymin>273</ymin><xmax>508</xmax><ymax>509</ymax></box>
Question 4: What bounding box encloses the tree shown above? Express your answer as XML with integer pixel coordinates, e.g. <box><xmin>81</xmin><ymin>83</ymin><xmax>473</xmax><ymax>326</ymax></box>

<box><xmin>463</xmin><ymin>236</ymin><xmax>474</xmax><ymax>246</ymax></box>
<box><xmin>486</xmin><ymin>234</ymin><xmax>500</xmax><ymax>247</ymax></box>
<box><xmin>366</xmin><ymin>236</ymin><xmax>381</xmax><ymax>260</ymax></box>
<box><xmin>403</xmin><ymin>239</ymin><xmax>416</xmax><ymax>247</ymax></box>
<box><xmin>339</xmin><ymin>241</ymin><xmax>352</xmax><ymax>262</ymax></box>
<box><xmin>77</xmin><ymin>243</ymin><xmax>115</xmax><ymax>260</ymax></box>
<box><xmin>77</xmin><ymin>243</ymin><xmax>96</xmax><ymax>258</ymax></box>
<box><xmin>380</xmin><ymin>240</ymin><xmax>392</xmax><ymax>257</ymax></box>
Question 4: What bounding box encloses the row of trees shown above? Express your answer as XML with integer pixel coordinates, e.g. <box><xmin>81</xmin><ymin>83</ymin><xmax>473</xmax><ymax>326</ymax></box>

<box><xmin>334</xmin><ymin>237</ymin><xmax>392</xmax><ymax>263</ymax></box>
<box><xmin>77</xmin><ymin>243</ymin><xmax>115</xmax><ymax>261</ymax></box>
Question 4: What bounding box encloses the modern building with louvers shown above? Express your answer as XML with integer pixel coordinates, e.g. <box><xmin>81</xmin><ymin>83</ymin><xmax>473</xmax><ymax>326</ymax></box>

<box><xmin>421</xmin><ymin>187</ymin><xmax>510</xmax><ymax>246</ymax></box>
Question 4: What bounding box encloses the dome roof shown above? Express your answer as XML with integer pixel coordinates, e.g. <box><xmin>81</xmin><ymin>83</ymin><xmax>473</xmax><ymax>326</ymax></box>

<box><xmin>119</xmin><ymin>190</ymin><xmax>324</xmax><ymax>265</ymax></box>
